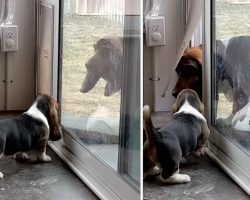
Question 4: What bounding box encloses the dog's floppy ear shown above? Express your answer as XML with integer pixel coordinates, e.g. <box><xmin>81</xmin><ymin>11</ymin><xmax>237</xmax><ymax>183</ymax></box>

<box><xmin>48</xmin><ymin>97</ymin><xmax>61</xmax><ymax>141</ymax></box>
<box><xmin>199</xmin><ymin>102</ymin><xmax>205</xmax><ymax>115</ymax></box>
<box><xmin>172</xmin><ymin>102</ymin><xmax>178</xmax><ymax>113</ymax></box>
<box><xmin>172</xmin><ymin>91</ymin><xmax>186</xmax><ymax>113</ymax></box>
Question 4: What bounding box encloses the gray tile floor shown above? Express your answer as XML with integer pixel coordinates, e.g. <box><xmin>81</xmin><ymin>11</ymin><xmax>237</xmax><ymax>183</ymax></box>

<box><xmin>0</xmin><ymin>148</ymin><xmax>99</xmax><ymax>200</ymax></box>
<box><xmin>144</xmin><ymin>155</ymin><xmax>250</xmax><ymax>200</ymax></box>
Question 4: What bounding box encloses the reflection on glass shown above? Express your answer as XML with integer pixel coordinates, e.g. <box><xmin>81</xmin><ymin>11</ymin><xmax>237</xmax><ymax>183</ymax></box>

<box><xmin>61</xmin><ymin>0</ymin><xmax>140</xmax><ymax>187</ymax></box>
<box><xmin>213</xmin><ymin>0</ymin><xmax>250</xmax><ymax>152</ymax></box>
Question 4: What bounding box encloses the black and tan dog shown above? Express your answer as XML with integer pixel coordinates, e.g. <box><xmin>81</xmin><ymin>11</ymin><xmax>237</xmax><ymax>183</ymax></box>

<box><xmin>0</xmin><ymin>94</ymin><xmax>61</xmax><ymax>178</ymax></box>
<box><xmin>144</xmin><ymin>89</ymin><xmax>210</xmax><ymax>183</ymax></box>
<box><xmin>172</xmin><ymin>45</ymin><xmax>202</xmax><ymax>100</ymax></box>
<box><xmin>216</xmin><ymin>36</ymin><xmax>250</xmax><ymax>127</ymax></box>
<box><xmin>80</xmin><ymin>36</ymin><xmax>123</xmax><ymax>96</ymax></box>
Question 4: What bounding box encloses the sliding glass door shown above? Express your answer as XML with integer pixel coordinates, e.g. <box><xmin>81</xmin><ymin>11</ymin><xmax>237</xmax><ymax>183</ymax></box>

<box><xmin>204</xmin><ymin>0</ymin><xmax>250</xmax><ymax>195</ymax></box>
<box><xmin>50</xmin><ymin>1</ymin><xmax>141</xmax><ymax>199</ymax></box>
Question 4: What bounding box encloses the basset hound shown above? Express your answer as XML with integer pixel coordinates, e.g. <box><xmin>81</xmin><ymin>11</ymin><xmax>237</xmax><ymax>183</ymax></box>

<box><xmin>0</xmin><ymin>94</ymin><xmax>61</xmax><ymax>178</ymax></box>
<box><xmin>143</xmin><ymin>89</ymin><xmax>210</xmax><ymax>183</ymax></box>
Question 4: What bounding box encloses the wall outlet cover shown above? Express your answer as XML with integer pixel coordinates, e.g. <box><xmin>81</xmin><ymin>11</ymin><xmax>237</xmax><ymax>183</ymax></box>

<box><xmin>1</xmin><ymin>25</ymin><xmax>18</xmax><ymax>52</ymax></box>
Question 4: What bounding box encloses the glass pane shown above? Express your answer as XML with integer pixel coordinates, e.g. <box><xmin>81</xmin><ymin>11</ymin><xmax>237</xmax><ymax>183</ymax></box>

<box><xmin>61</xmin><ymin>0</ymin><xmax>140</xmax><ymax>187</ymax></box>
<box><xmin>212</xmin><ymin>0</ymin><xmax>250</xmax><ymax>153</ymax></box>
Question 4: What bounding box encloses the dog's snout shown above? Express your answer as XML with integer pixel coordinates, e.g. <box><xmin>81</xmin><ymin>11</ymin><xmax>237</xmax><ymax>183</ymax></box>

<box><xmin>80</xmin><ymin>85</ymin><xmax>88</xmax><ymax>93</ymax></box>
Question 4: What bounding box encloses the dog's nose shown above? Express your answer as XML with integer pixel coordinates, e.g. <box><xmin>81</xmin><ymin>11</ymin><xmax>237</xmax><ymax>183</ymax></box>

<box><xmin>80</xmin><ymin>87</ymin><xmax>87</xmax><ymax>93</ymax></box>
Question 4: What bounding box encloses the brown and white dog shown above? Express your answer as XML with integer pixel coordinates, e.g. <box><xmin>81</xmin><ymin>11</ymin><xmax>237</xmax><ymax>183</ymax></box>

<box><xmin>172</xmin><ymin>45</ymin><xmax>202</xmax><ymax>100</ymax></box>
<box><xmin>80</xmin><ymin>36</ymin><xmax>123</xmax><ymax>96</ymax></box>
<box><xmin>0</xmin><ymin>94</ymin><xmax>61</xmax><ymax>178</ymax></box>
<box><xmin>144</xmin><ymin>89</ymin><xmax>210</xmax><ymax>184</ymax></box>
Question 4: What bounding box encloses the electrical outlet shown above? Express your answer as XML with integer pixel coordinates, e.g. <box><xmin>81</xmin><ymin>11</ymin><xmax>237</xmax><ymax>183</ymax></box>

<box><xmin>1</xmin><ymin>25</ymin><xmax>18</xmax><ymax>52</ymax></box>
<box><xmin>6</xmin><ymin>31</ymin><xmax>13</xmax><ymax>39</ymax></box>
<box><xmin>145</xmin><ymin>16</ymin><xmax>166</xmax><ymax>46</ymax></box>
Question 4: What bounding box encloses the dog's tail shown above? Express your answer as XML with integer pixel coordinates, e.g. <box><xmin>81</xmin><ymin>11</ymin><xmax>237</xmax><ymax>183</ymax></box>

<box><xmin>143</xmin><ymin>105</ymin><xmax>156</xmax><ymax>144</ymax></box>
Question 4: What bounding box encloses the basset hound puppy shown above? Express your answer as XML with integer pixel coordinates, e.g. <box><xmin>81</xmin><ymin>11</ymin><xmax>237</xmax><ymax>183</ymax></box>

<box><xmin>143</xmin><ymin>89</ymin><xmax>210</xmax><ymax>183</ymax></box>
<box><xmin>0</xmin><ymin>94</ymin><xmax>61</xmax><ymax>178</ymax></box>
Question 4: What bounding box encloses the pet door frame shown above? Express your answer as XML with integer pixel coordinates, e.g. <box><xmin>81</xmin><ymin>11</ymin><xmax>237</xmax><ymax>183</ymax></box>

<box><xmin>203</xmin><ymin>0</ymin><xmax>250</xmax><ymax>195</ymax></box>
<box><xmin>36</xmin><ymin>0</ymin><xmax>59</xmax><ymax>98</ymax></box>
<box><xmin>37</xmin><ymin>1</ymin><xmax>54</xmax><ymax>96</ymax></box>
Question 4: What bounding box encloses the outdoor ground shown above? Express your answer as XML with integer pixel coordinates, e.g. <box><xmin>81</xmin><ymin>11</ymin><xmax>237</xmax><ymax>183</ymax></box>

<box><xmin>215</xmin><ymin>1</ymin><xmax>250</xmax><ymax>152</ymax></box>
<box><xmin>216</xmin><ymin>0</ymin><xmax>250</xmax><ymax>120</ymax></box>
<box><xmin>61</xmin><ymin>15</ymin><xmax>123</xmax><ymax>118</ymax></box>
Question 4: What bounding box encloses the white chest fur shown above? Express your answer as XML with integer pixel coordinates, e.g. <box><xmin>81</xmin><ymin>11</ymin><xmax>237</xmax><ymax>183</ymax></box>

<box><xmin>24</xmin><ymin>102</ymin><xmax>49</xmax><ymax>130</ymax></box>
<box><xmin>173</xmin><ymin>100</ymin><xmax>207</xmax><ymax>123</ymax></box>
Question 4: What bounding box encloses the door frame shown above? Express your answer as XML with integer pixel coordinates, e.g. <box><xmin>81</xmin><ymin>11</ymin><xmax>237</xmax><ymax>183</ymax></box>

<box><xmin>203</xmin><ymin>0</ymin><xmax>250</xmax><ymax>195</ymax></box>
<box><xmin>49</xmin><ymin>1</ymin><xmax>140</xmax><ymax>199</ymax></box>
<box><xmin>50</xmin><ymin>131</ymin><xmax>139</xmax><ymax>200</ymax></box>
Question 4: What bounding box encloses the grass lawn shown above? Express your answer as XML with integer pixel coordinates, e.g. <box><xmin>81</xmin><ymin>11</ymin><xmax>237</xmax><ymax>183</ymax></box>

<box><xmin>61</xmin><ymin>15</ymin><xmax>123</xmax><ymax>118</ymax></box>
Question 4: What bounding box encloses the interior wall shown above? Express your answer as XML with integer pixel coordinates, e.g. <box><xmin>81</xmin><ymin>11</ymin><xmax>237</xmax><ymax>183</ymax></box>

<box><xmin>143</xmin><ymin>0</ymin><xmax>184</xmax><ymax>111</ymax></box>
<box><xmin>4</xmin><ymin>0</ymin><xmax>35</xmax><ymax>110</ymax></box>
<box><xmin>0</xmin><ymin>0</ymin><xmax>6</xmax><ymax>109</ymax></box>
<box><xmin>0</xmin><ymin>53</ymin><xmax>5</xmax><ymax>110</ymax></box>
<box><xmin>143</xmin><ymin>36</ymin><xmax>153</xmax><ymax>108</ymax></box>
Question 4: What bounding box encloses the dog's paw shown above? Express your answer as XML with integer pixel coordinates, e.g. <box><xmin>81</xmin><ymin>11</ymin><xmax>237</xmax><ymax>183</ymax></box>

<box><xmin>181</xmin><ymin>174</ymin><xmax>191</xmax><ymax>183</ymax></box>
<box><xmin>0</xmin><ymin>172</ymin><xmax>4</xmax><ymax>179</ymax></box>
<box><xmin>193</xmin><ymin>147</ymin><xmax>205</xmax><ymax>157</ymax></box>
<box><xmin>14</xmin><ymin>152</ymin><xmax>30</xmax><ymax>161</ymax></box>
<box><xmin>161</xmin><ymin>173</ymin><xmax>191</xmax><ymax>184</ymax></box>
<box><xmin>152</xmin><ymin>166</ymin><xmax>161</xmax><ymax>174</ymax></box>
<box><xmin>143</xmin><ymin>166</ymin><xmax>161</xmax><ymax>179</ymax></box>
<box><xmin>38</xmin><ymin>153</ymin><xmax>52</xmax><ymax>162</ymax></box>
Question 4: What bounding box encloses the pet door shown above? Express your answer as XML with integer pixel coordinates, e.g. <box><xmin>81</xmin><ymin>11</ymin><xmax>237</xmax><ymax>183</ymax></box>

<box><xmin>37</xmin><ymin>1</ymin><xmax>54</xmax><ymax>95</ymax></box>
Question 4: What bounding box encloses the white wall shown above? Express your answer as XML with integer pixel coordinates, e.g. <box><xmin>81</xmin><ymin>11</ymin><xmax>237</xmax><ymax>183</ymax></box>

<box><xmin>143</xmin><ymin>0</ymin><xmax>185</xmax><ymax>111</ymax></box>
<box><xmin>2</xmin><ymin>0</ymin><xmax>36</xmax><ymax>110</ymax></box>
